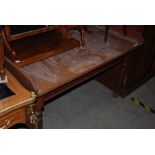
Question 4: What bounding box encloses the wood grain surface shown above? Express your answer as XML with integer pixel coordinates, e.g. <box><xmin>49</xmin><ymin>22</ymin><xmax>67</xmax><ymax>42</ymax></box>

<box><xmin>20</xmin><ymin>26</ymin><xmax>143</xmax><ymax>96</ymax></box>
<box><xmin>0</xmin><ymin>71</ymin><xmax>35</xmax><ymax>117</ymax></box>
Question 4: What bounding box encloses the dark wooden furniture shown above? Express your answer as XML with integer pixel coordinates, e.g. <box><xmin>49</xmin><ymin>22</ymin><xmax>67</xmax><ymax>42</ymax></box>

<box><xmin>3</xmin><ymin>25</ymin><xmax>82</xmax><ymax>67</ymax></box>
<box><xmin>0</xmin><ymin>27</ymin><xmax>37</xmax><ymax>129</ymax></box>
<box><xmin>5</xmin><ymin>25</ymin><xmax>144</xmax><ymax>128</ymax></box>
<box><xmin>0</xmin><ymin>71</ymin><xmax>36</xmax><ymax>129</ymax></box>
<box><xmin>104</xmin><ymin>26</ymin><xmax>127</xmax><ymax>42</ymax></box>
<box><xmin>62</xmin><ymin>25</ymin><xmax>86</xmax><ymax>47</ymax></box>
<box><xmin>96</xmin><ymin>26</ymin><xmax>155</xmax><ymax>97</ymax></box>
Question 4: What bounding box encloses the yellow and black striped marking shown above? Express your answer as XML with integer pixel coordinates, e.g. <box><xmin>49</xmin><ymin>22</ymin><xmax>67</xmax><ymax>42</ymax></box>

<box><xmin>131</xmin><ymin>97</ymin><xmax>155</xmax><ymax>114</ymax></box>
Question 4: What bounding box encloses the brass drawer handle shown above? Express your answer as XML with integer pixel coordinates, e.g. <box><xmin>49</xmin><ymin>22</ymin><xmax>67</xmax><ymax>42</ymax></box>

<box><xmin>0</xmin><ymin>119</ymin><xmax>11</xmax><ymax>129</ymax></box>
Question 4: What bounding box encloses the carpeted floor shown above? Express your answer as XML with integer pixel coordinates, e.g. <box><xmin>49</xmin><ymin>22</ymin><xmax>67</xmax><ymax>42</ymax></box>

<box><xmin>43</xmin><ymin>76</ymin><xmax>155</xmax><ymax>129</ymax></box>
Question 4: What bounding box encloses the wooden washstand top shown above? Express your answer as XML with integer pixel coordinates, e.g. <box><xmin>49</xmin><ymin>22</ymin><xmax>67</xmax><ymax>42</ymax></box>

<box><xmin>6</xmin><ymin>26</ymin><xmax>144</xmax><ymax>98</ymax></box>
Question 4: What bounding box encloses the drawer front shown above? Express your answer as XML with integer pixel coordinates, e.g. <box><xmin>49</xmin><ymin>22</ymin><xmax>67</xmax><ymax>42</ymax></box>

<box><xmin>0</xmin><ymin>108</ymin><xmax>26</xmax><ymax>129</ymax></box>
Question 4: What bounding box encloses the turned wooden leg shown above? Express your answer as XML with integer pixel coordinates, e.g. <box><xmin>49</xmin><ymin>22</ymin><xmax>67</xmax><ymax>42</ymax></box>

<box><xmin>123</xmin><ymin>25</ymin><xmax>127</xmax><ymax>36</ymax></box>
<box><xmin>26</xmin><ymin>104</ymin><xmax>42</xmax><ymax>129</ymax></box>
<box><xmin>35</xmin><ymin>110</ymin><xmax>43</xmax><ymax>129</ymax></box>
<box><xmin>79</xmin><ymin>26</ymin><xmax>86</xmax><ymax>48</ymax></box>
<box><xmin>2</xmin><ymin>28</ymin><xmax>16</xmax><ymax>57</ymax></box>
<box><xmin>0</xmin><ymin>28</ymin><xmax>6</xmax><ymax>81</ymax></box>
<box><xmin>83</xmin><ymin>25</ymin><xmax>89</xmax><ymax>32</ymax></box>
<box><xmin>35</xmin><ymin>97</ymin><xmax>44</xmax><ymax>129</ymax></box>
<box><xmin>104</xmin><ymin>26</ymin><xmax>110</xmax><ymax>42</ymax></box>
<box><xmin>26</xmin><ymin>97</ymin><xmax>44</xmax><ymax>129</ymax></box>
